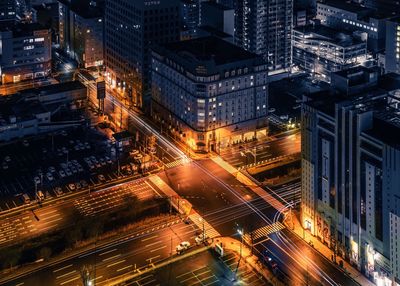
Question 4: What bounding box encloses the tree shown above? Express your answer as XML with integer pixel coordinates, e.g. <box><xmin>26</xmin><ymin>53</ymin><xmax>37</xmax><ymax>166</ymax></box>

<box><xmin>38</xmin><ymin>247</ymin><xmax>52</xmax><ymax>261</ymax></box>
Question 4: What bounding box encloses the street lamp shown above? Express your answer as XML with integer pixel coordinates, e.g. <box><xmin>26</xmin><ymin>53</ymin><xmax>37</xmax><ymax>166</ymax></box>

<box><xmin>234</xmin><ymin>228</ymin><xmax>244</xmax><ymax>281</ymax></box>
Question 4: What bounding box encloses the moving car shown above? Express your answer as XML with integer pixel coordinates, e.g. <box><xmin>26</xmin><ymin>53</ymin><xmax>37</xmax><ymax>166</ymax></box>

<box><xmin>195</xmin><ymin>233</ymin><xmax>208</xmax><ymax>245</ymax></box>
<box><xmin>176</xmin><ymin>241</ymin><xmax>190</xmax><ymax>254</ymax></box>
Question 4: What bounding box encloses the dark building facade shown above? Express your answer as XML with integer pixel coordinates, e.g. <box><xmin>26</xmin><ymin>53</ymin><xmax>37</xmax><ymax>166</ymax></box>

<box><xmin>301</xmin><ymin>66</ymin><xmax>400</xmax><ymax>285</ymax></box>
<box><xmin>105</xmin><ymin>0</ymin><xmax>180</xmax><ymax>108</ymax></box>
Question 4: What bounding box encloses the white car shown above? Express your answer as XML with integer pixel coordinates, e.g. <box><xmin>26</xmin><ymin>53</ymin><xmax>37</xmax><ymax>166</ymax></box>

<box><xmin>34</xmin><ymin>176</ymin><xmax>41</xmax><ymax>185</ymax></box>
<box><xmin>68</xmin><ymin>183</ymin><xmax>76</xmax><ymax>191</ymax></box>
<box><xmin>59</xmin><ymin>170</ymin><xmax>66</xmax><ymax>178</ymax></box>
<box><xmin>46</xmin><ymin>172</ymin><xmax>54</xmax><ymax>181</ymax></box>
<box><xmin>195</xmin><ymin>233</ymin><xmax>208</xmax><ymax>245</ymax></box>
<box><xmin>176</xmin><ymin>241</ymin><xmax>191</xmax><ymax>254</ymax></box>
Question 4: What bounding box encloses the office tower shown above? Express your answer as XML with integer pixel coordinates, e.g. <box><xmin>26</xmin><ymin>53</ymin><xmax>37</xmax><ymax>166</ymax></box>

<box><xmin>0</xmin><ymin>0</ymin><xmax>17</xmax><ymax>23</ymax></box>
<box><xmin>151</xmin><ymin>36</ymin><xmax>268</xmax><ymax>152</ymax></box>
<box><xmin>385</xmin><ymin>17</ymin><xmax>400</xmax><ymax>74</ymax></box>
<box><xmin>364</xmin><ymin>0</ymin><xmax>400</xmax><ymax>13</ymax></box>
<box><xmin>235</xmin><ymin>0</ymin><xmax>293</xmax><ymax>74</ymax></box>
<box><xmin>201</xmin><ymin>2</ymin><xmax>234</xmax><ymax>37</ymax></box>
<box><xmin>301</xmin><ymin>66</ymin><xmax>400</xmax><ymax>284</ymax></box>
<box><xmin>58</xmin><ymin>0</ymin><xmax>104</xmax><ymax>68</ymax></box>
<box><xmin>316</xmin><ymin>0</ymin><xmax>393</xmax><ymax>54</ymax></box>
<box><xmin>105</xmin><ymin>0</ymin><xmax>180</xmax><ymax>108</ymax></box>
<box><xmin>292</xmin><ymin>24</ymin><xmax>367</xmax><ymax>81</ymax></box>
<box><xmin>0</xmin><ymin>22</ymin><xmax>52</xmax><ymax>84</ymax></box>
<box><xmin>180</xmin><ymin>0</ymin><xmax>199</xmax><ymax>39</ymax></box>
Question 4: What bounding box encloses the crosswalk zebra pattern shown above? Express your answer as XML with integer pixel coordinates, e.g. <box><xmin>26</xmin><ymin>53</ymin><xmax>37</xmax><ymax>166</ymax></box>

<box><xmin>244</xmin><ymin>222</ymin><xmax>285</xmax><ymax>243</ymax></box>
<box><xmin>189</xmin><ymin>213</ymin><xmax>220</xmax><ymax>239</ymax></box>
<box><xmin>164</xmin><ymin>158</ymin><xmax>190</xmax><ymax>169</ymax></box>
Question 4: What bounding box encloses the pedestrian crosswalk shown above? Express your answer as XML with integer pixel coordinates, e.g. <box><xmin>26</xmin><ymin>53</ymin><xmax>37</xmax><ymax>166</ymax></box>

<box><xmin>164</xmin><ymin>158</ymin><xmax>192</xmax><ymax>169</ymax></box>
<box><xmin>243</xmin><ymin>222</ymin><xmax>285</xmax><ymax>244</ymax></box>
<box><xmin>189</xmin><ymin>213</ymin><xmax>220</xmax><ymax>239</ymax></box>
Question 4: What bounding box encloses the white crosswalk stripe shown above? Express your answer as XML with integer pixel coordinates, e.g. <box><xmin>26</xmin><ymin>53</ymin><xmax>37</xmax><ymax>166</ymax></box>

<box><xmin>189</xmin><ymin>213</ymin><xmax>220</xmax><ymax>239</ymax></box>
<box><xmin>164</xmin><ymin>158</ymin><xmax>187</xmax><ymax>169</ymax></box>
<box><xmin>243</xmin><ymin>222</ymin><xmax>285</xmax><ymax>243</ymax></box>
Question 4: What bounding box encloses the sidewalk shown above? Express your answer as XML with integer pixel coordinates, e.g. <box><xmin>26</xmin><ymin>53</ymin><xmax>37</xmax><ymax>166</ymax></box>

<box><xmin>286</xmin><ymin>212</ymin><xmax>375</xmax><ymax>286</ymax></box>
<box><xmin>213</xmin><ymin>237</ymin><xmax>284</xmax><ymax>286</ymax></box>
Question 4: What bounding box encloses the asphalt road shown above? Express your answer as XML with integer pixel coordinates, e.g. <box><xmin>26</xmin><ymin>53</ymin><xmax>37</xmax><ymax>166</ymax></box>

<box><xmin>219</xmin><ymin>132</ymin><xmax>301</xmax><ymax>169</ymax></box>
<box><xmin>160</xmin><ymin>160</ymin><xmax>359</xmax><ymax>286</ymax></box>
<box><xmin>2</xmin><ymin>219</ymin><xmax>199</xmax><ymax>286</ymax></box>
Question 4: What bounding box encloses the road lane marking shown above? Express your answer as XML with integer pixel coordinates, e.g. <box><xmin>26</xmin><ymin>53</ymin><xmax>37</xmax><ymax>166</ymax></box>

<box><xmin>53</xmin><ymin>264</ymin><xmax>73</xmax><ymax>273</ymax></box>
<box><xmin>150</xmin><ymin>245</ymin><xmax>166</xmax><ymax>252</ymax></box>
<box><xmin>145</xmin><ymin>240</ymin><xmax>162</xmax><ymax>247</ymax></box>
<box><xmin>102</xmin><ymin>254</ymin><xmax>121</xmax><ymax>262</ymax></box>
<box><xmin>141</xmin><ymin>279</ymin><xmax>157</xmax><ymax>286</ymax></box>
<box><xmin>56</xmin><ymin>270</ymin><xmax>76</xmax><ymax>279</ymax></box>
<box><xmin>107</xmin><ymin>259</ymin><xmax>126</xmax><ymax>268</ymax></box>
<box><xmin>59</xmin><ymin>276</ymin><xmax>80</xmax><ymax>285</ymax></box>
<box><xmin>117</xmin><ymin>265</ymin><xmax>133</xmax><ymax>272</ymax></box>
<box><xmin>99</xmin><ymin>248</ymin><xmax>117</xmax><ymax>256</ymax></box>
<box><xmin>141</xmin><ymin>234</ymin><xmax>158</xmax><ymax>242</ymax></box>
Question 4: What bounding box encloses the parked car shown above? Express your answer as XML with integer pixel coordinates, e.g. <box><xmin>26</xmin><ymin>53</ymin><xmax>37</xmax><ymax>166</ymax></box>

<box><xmin>36</xmin><ymin>190</ymin><xmax>44</xmax><ymax>201</ymax></box>
<box><xmin>68</xmin><ymin>183</ymin><xmax>76</xmax><ymax>191</ymax></box>
<box><xmin>98</xmin><ymin>174</ymin><xmax>106</xmax><ymax>182</ymax></box>
<box><xmin>34</xmin><ymin>176</ymin><xmax>41</xmax><ymax>185</ymax></box>
<box><xmin>54</xmin><ymin>187</ymin><xmax>63</xmax><ymax>197</ymax></box>
<box><xmin>46</xmin><ymin>172</ymin><xmax>54</xmax><ymax>181</ymax></box>
<box><xmin>59</xmin><ymin>170</ymin><xmax>66</xmax><ymax>178</ymax></box>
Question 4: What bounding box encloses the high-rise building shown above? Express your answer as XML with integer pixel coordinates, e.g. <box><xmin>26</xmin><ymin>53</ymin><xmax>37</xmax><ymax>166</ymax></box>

<box><xmin>316</xmin><ymin>0</ymin><xmax>394</xmax><ymax>55</ymax></box>
<box><xmin>0</xmin><ymin>22</ymin><xmax>52</xmax><ymax>84</ymax></box>
<box><xmin>180</xmin><ymin>0</ymin><xmax>199</xmax><ymax>39</ymax></box>
<box><xmin>385</xmin><ymin>17</ymin><xmax>400</xmax><ymax>74</ymax></box>
<box><xmin>292</xmin><ymin>24</ymin><xmax>367</xmax><ymax>81</ymax></box>
<box><xmin>104</xmin><ymin>0</ymin><xmax>180</xmax><ymax>108</ymax></box>
<box><xmin>58</xmin><ymin>0</ymin><xmax>104</xmax><ymax>68</ymax></box>
<box><xmin>151</xmin><ymin>36</ymin><xmax>268</xmax><ymax>152</ymax></box>
<box><xmin>301</xmin><ymin>66</ymin><xmax>400</xmax><ymax>285</ymax></box>
<box><xmin>235</xmin><ymin>0</ymin><xmax>293</xmax><ymax>74</ymax></box>
<box><xmin>364</xmin><ymin>0</ymin><xmax>400</xmax><ymax>13</ymax></box>
<box><xmin>0</xmin><ymin>0</ymin><xmax>17</xmax><ymax>23</ymax></box>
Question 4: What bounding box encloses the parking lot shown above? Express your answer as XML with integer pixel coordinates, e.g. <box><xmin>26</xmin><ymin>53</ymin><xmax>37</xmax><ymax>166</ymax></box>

<box><xmin>0</xmin><ymin>125</ymin><xmax>161</xmax><ymax>212</ymax></box>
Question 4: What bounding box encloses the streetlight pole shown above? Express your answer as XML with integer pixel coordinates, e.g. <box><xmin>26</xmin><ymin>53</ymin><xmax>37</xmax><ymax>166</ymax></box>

<box><xmin>234</xmin><ymin>228</ymin><xmax>244</xmax><ymax>281</ymax></box>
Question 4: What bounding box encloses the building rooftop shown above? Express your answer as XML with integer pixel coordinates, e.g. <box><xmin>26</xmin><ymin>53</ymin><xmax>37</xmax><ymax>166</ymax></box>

<box><xmin>322</xmin><ymin>0</ymin><xmax>372</xmax><ymax>14</ymax></box>
<box><xmin>366</xmin><ymin>110</ymin><xmax>400</xmax><ymax>148</ymax></box>
<box><xmin>153</xmin><ymin>36</ymin><xmax>265</xmax><ymax>76</ymax></box>
<box><xmin>20</xmin><ymin>81</ymin><xmax>86</xmax><ymax>97</ymax></box>
<box><xmin>294</xmin><ymin>24</ymin><xmax>363</xmax><ymax>47</ymax></box>
<box><xmin>0</xmin><ymin>22</ymin><xmax>49</xmax><ymax>37</ymax></box>
<box><xmin>202</xmin><ymin>1</ymin><xmax>231</xmax><ymax>10</ymax></box>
